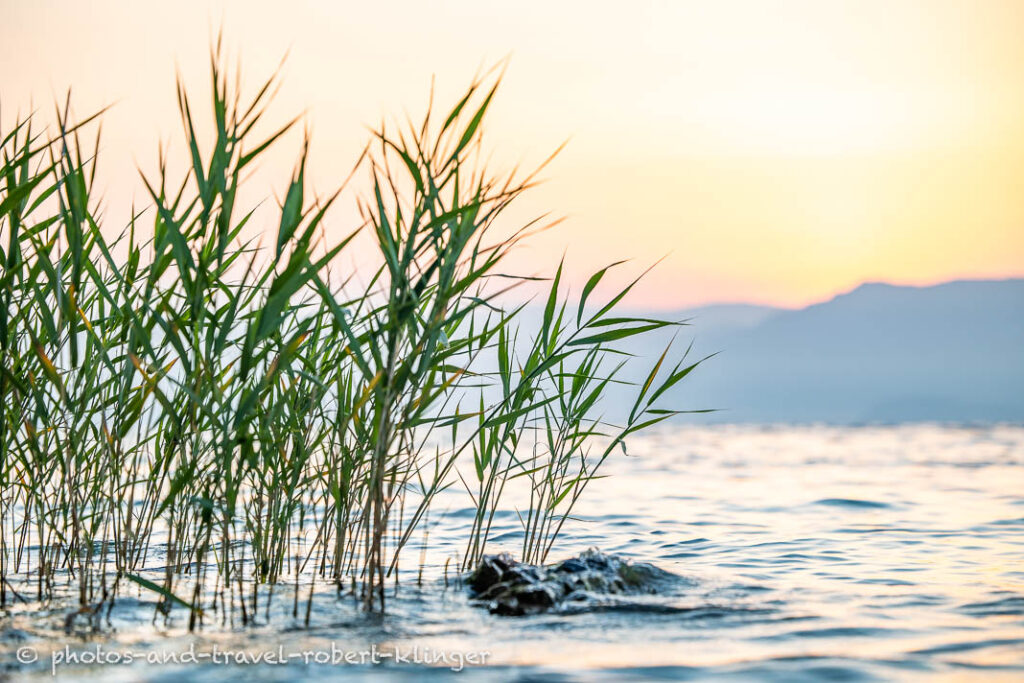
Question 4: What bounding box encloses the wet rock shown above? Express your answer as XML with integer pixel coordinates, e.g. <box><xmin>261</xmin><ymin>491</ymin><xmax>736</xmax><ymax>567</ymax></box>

<box><xmin>467</xmin><ymin>552</ymin><xmax>514</xmax><ymax>594</ymax></box>
<box><xmin>467</xmin><ymin>548</ymin><xmax>676</xmax><ymax>616</ymax></box>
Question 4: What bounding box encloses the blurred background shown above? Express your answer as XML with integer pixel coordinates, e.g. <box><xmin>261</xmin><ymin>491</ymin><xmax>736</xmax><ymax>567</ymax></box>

<box><xmin>2</xmin><ymin>0</ymin><xmax>1022</xmax><ymax>422</ymax></box>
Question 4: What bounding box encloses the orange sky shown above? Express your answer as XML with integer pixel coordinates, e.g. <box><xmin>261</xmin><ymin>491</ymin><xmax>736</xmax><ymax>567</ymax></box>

<box><xmin>2</xmin><ymin>0</ymin><xmax>1023</xmax><ymax>308</ymax></box>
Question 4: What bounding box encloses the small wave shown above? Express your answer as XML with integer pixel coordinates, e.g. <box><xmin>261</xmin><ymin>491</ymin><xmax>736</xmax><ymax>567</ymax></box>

<box><xmin>833</xmin><ymin>525</ymin><xmax>921</xmax><ymax>534</ymax></box>
<box><xmin>713</xmin><ymin>656</ymin><xmax>880</xmax><ymax>682</ymax></box>
<box><xmin>910</xmin><ymin>637</ymin><xmax>1024</xmax><ymax>655</ymax></box>
<box><xmin>855</xmin><ymin>578</ymin><xmax>916</xmax><ymax>586</ymax></box>
<box><xmin>757</xmin><ymin>626</ymin><xmax>907</xmax><ymax>641</ymax></box>
<box><xmin>959</xmin><ymin>596</ymin><xmax>1024</xmax><ymax>617</ymax></box>
<box><xmin>556</xmin><ymin>602</ymin><xmax>774</xmax><ymax>619</ymax></box>
<box><xmin>987</xmin><ymin>516</ymin><xmax>1024</xmax><ymax>526</ymax></box>
<box><xmin>813</xmin><ymin>498</ymin><xmax>892</xmax><ymax>509</ymax></box>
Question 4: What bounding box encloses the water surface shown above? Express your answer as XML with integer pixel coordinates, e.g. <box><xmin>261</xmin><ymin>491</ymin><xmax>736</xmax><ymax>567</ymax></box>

<box><xmin>3</xmin><ymin>424</ymin><xmax>1023</xmax><ymax>681</ymax></box>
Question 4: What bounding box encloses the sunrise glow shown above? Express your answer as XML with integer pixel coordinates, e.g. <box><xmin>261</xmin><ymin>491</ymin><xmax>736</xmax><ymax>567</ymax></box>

<box><xmin>2</xmin><ymin>0</ymin><xmax>1022</xmax><ymax>308</ymax></box>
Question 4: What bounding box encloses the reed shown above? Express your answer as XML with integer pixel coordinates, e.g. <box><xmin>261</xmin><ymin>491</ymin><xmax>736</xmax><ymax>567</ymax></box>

<box><xmin>0</xmin><ymin>45</ymin><xmax>703</xmax><ymax>623</ymax></box>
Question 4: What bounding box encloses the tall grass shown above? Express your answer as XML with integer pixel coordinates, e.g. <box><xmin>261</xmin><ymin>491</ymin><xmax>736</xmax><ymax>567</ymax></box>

<box><xmin>0</xmin><ymin>47</ymin><xmax>704</xmax><ymax>624</ymax></box>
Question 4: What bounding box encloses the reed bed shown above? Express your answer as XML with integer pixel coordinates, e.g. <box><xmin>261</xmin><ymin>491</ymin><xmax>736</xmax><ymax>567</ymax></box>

<box><xmin>0</xmin><ymin>47</ymin><xmax>703</xmax><ymax>626</ymax></box>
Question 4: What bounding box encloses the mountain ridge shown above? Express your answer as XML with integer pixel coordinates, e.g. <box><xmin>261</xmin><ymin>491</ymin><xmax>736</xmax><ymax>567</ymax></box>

<box><xmin>615</xmin><ymin>277</ymin><xmax>1024</xmax><ymax>424</ymax></box>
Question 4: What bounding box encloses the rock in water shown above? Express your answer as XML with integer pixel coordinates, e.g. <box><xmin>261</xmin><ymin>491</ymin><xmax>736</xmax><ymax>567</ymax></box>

<box><xmin>467</xmin><ymin>549</ymin><xmax>676</xmax><ymax>616</ymax></box>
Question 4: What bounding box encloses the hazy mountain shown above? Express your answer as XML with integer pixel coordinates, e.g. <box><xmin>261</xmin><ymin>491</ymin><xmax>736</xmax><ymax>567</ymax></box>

<box><xmin>620</xmin><ymin>279</ymin><xmax>1024</xmax><ymax>424</ymax></box>
<box><xmin>672</xmin><ymin>303</ymin><xmax>783</xmax><ymax>334</ymax></box>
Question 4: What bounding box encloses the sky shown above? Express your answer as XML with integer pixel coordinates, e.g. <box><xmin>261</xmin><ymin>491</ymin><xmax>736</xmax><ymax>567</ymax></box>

<box><xmin>2</xmin><ymin>0</ymin><xmax>1023</xmax><ymax>309</ymax></box>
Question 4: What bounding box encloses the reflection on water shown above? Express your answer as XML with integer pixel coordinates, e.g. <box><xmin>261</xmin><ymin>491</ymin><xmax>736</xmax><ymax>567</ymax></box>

<box><xmin>3</xmin><ymin>424</ymin><xmax>1023</xmax><ymax>681</ymax></box>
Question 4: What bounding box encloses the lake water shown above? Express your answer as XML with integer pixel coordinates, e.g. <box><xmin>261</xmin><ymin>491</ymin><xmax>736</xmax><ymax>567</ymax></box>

<box><xmin>3</xmin><ymin>424</ymin><xmax>1023</xmax><ymax>681</ymax></box>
